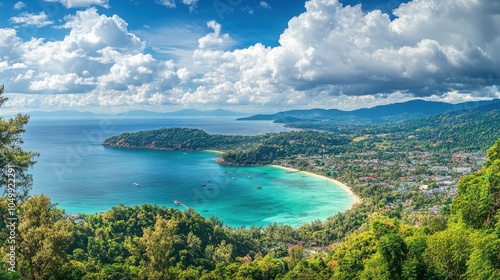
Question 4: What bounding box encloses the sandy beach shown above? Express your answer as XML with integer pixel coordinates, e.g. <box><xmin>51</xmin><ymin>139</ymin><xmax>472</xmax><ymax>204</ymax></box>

<box><xmin>204</xmin><ymin>149</ymin><xmax>224</xmax><ymax>154</ymax></box>
<box><xmin>271</xmin><ymin>165</ymin><xmax>361</xmax><ymax>205</ymax></box>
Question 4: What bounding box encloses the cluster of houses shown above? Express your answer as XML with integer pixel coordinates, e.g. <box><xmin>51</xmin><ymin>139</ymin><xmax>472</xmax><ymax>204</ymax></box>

<box><xmin>276</xmin><ymin>150</ymin><xmax>487</xmax><ymax>215</ymax></box>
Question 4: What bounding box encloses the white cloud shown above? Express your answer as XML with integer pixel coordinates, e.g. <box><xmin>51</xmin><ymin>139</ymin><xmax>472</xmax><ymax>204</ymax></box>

<box><xmin>13</xmin><ymin>1</ymin><xmax>25</xmax><ymax>9</ymax></box>
<box><xmin>260</xmin><ymin>1</ymin><xmax>270</xmax><ymax>9</ymax></box>
<box><xmin>243</xmin><ymin>7</ymin><xmax>254</xmax><ymax>15</ymax></box>
<box><xmin>98</xmin><ymin>53</ymin><xmax>156</xmax><ymax>89</ymax></box>
<box><xmin>29</xmin><ymin>72</ymin><xmax>95</xmax><ymax>92</ymax></box>
<box><xmin>179</xmin><ymin>0</ymin><xmax>500</xmax><ymax>108</ymax></box>
<box><xmin>182</xmin><ymin>0</ymin><xmax>198</xmax><ymax>12</ymax></box>
<box><xmin>0</xmin><ymin>61</ymin><xmax>8</xmax><ymax>71</ymax></box>
<box><xmin>135</xmin><ymin>25</ymin><xmax>204</xmax><ymax>66</ymax></box>
<box><xmin>197</xmin><ymin>21</ymin><xmax>233</xmax><ymax>49</ymax></box>
<box><xmin>43</xmin><ymin>0</ymin><xmax>109</xmax><ymax>8</ymax></box>
<box><xmin>2</xmin><ymin>0</ymin><xmax>500</xmax><ymax>112</ymax></box>
<box><xmin>60</xmin><ymin>8</ymin><xmax>143</xmax><ymax>53</ymax></box>
<box><xmin>10</xmin><ymin>63</ymin><xmax>27</xmax><ymax>69</ymax></box>
<box><xmin>156</xmin><ymin>0</ymin><xmax>175</xmax><ymax>8</ymax></box>
<box><xmin>0</xmin><ymin>29</ymin><xmax>20</xmax><ymax>53</ymax></box>
<box><xmin>14</xmin><ymin>70</ymin><xmax>35</xmax><ymax>82</ymax></box>
<box><xmin>156</xmin><ymin>0</ymin><xmax>198</xmax><ymax>11</ymax></box>
<box><xmin>1</xmin><ymin>8</ymin><xmax>151</xmax><ymax>96</ymax></box>
<box><xmin>10</xmin><ymin>12</ymin><xmax>54</xmax><ymax>27</ymax></box>
<box><xmin>263</xmin><ymin>0</ymin><xmax>500</xmax><ymax>97</ymax></box>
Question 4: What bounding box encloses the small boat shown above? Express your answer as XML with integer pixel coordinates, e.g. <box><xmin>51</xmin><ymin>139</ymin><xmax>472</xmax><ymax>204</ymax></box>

<box><xmin>232</xmin><ymin>177</ymin><xmax>237</xmax><ymax>180</ymax></box>
<box><xmin>256</xmin><ymin>185</ymin><xmax>262</xmax><ymax>189</ymax></box>
<box><xmin>183</xmin><ymin>152</ymin><xmax>188</xmax><ymax>155</ymax></box>
<box><xmin>248</xmin><ymin>176</ymin><xmax>252</xmax><ymax>178</ymax></box>
<box><xmin>174</xmin><ymin>200</ymin><xmax>181</xmax><ymax>205</ymax></box>
<box><xmin>133</xmin><ymin>182</ymin><xmax>140</xmax><ymax>186</ymax></box>
<box><xmin>208</xmin><ymin>187</ymin><xmax>213</xmax><ymax>190</ymax></box>
<box><xmin>201</xmin><ymin>183</ymin><xmax>206</xmax><ymax>186</ymax></box>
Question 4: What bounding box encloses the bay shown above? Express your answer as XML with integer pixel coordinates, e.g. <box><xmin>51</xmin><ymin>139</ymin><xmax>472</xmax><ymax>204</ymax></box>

<box><xmin>21</xmin><ymin>116</ymin><xmax>354</xmax><ymax>227</ymax></box>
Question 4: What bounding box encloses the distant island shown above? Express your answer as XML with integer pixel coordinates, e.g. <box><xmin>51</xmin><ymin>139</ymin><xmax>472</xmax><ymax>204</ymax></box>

<box><xmin>26</xmin><ymin>108</ymin><xmax>246</xmax><ymax>119</ymax></box>
<box><xmin>24</xmin><ymin>99</ymin><xmax>500</xmax><ymax>125</ymax></box>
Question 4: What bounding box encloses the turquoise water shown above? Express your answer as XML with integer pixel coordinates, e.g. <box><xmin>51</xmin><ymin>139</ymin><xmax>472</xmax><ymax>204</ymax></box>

<box><xmin>21</xmin><ymin>117</ymin><xmax>353</xmax><ymax>227</ymax></box>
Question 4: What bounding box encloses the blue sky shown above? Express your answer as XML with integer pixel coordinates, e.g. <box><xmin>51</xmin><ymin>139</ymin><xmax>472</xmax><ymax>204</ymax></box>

<box><xmin>0</xmin><ymin>0</ymin><xmax>499</xmax><ymax>113</ymax></box>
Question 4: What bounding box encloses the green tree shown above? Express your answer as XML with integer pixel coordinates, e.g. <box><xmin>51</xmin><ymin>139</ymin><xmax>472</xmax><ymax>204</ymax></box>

<box><xmin>0</xmin><ymin>85</ymin><xmax>38</xmax><ymax>201</ymax></box>
<box><xmin>453</xmin><ymin>139</ymin><xmax>500</xmax><ymax>229</ymax></box>
<box><xmin>139</xmin><ymin>215</ymin><xmax>181</xmax><ymax>279</ymax></box>
<box><xmin>14</xmin><ymin>195</ymin><xmax>74</xmax><ymax>280</ymax></box>
<box><xmin>332</xmin><ymin>231</ymin><xmax>377</xmax><ymax>280</ymax></box>
<box><xmin>424</xmin><ymin>226</ymin><xmax>472</xmax><ymax>280</ymax></box>
<box><xmin>465</xmin><ymin>232</ymin><xmax>500</xmax><ymax>279</ymax></box>
<box><xmin>377</xmin><ymin>234</ymin><xmax>406</xmax><ymax>279</ymax></box>
<box><xmin>401</xmin><ymin>236</ymin><xmax>428</xmax><ymax>280</ymax></box>
<box><xmin>212</xmin><ymin>240</ymin><xmax>233</xmax><ymax>266</ymax></box>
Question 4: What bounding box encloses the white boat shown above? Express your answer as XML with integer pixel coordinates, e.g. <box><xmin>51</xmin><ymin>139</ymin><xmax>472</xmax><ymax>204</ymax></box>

<box><xmin>174</xmin><ymin>200</ymin><xmax>182</xmax><ymax>205</ymax></box>
<box><xmin>133</xmin><ymin>182</ymin><xmax>140</xmax><ymax>186</ymax></box>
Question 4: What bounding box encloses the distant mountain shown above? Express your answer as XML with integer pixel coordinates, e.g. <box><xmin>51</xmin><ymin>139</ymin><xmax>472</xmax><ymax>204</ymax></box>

<box><xmin>237</xmin><ymin>99</ymin><xmax>500</xmax><ymax>124</ymax></box>
<box><xmin>166</xmin><ymin>109</ymin><xmax>245</xmax><ymax>117</ymax></box>
<box><xmin>28</xmin><ymin>110</ymin><xmax>105</xmax><ymax>118</ymax></box>
<box><xmin>118</xmin><ymin>109</ymin><xmax>245</xmax><ymax>117</ymax></box>
<box><xmin>380</xmin><ymin>98</ymin><xmax>500</xmax><ymax>151</ymax></box>
<box><xmin>117</xmin><ymin>110</ymin><xmax>165</xmax><ymax>117</ymax></box>
<box><xmin>27</xmin><ymin>109</ymin><xmax>244</xmax><ymax>118</ymax></box>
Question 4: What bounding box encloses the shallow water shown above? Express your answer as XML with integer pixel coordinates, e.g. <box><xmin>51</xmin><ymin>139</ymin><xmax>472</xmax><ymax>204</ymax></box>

<box><xmin>20</xmin><ymin>116</ymin><xmax>353</xmax><ymax>227</ymax></box>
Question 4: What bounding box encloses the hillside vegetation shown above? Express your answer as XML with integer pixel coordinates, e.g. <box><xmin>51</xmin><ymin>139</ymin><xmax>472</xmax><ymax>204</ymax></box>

<box><xmin>1</xmin><ymin>139</ymin><xmax>500</xmax><ymax>279</ymax></box>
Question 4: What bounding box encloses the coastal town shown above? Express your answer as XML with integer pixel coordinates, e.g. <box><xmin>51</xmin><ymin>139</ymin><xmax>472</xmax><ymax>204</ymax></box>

<box><xmin>275</xmin><ymin>149</ymin><xmax>487</xmax><ymax>217</ymax></box>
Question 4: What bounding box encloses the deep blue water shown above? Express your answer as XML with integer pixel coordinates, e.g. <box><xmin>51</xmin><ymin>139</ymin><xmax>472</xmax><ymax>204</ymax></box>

<box><xmin>20</xmin><ymin>116</ymin><xmax>353</xmax><ymax>227</ymax></box>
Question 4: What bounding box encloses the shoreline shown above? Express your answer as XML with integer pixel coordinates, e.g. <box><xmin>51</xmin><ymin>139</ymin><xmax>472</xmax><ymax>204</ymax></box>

<box><xmin>271</xmin><ymin>165</ymin><xmax>361</xmax><ymax>205</ymax></box>
<box><xmin>204</xmin><ymin>149</ymin><xmax>224</xmax><ymax>154</ymax></box>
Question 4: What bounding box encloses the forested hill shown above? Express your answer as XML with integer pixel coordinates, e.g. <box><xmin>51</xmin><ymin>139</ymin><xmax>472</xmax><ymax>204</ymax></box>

<box><xmin>4</xmin><ymin>139</ymin><xmax>500</xmax><ymax>279</ymax></box>
<box><xmin>285</xmin><ymin>100</ymin><xmax>500</xmax><ymax>153</ymax></box>
<box><xmin>237</xmin><ymin>99</ymin><xmax>500</xmax><ymax>124</ymax></box>
<box><xmin>103</xmin><ymin>127</ymin><xmax>255</xmax><ymax>151</ymax></box>
<box><xmin>103</xmin><ymin>101</ymin><xmax>500</xmax><ymax>164</ymax></box>
<box><xmin>384</xmin><ymin>99</ymin><xmax>500</xmax><ymax>151</ymax></box>
<box><xmin>103</xmin><ymin>128</ymin><xmax>350</xmax><ymax>165</ymax></box>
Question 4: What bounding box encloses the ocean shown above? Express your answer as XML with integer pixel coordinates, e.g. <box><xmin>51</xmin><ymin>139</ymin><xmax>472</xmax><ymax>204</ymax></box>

<box><xmin>21</xmin><ymin>116</ymin><xmax>354</xmax><ymax>227</ymax></box>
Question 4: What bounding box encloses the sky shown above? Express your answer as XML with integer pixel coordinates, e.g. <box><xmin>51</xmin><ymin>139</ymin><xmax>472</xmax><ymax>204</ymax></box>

<box><xmin>0</xmin><ymin>0</ymin><xmax>499</xmax><ymax>113</ymax></box>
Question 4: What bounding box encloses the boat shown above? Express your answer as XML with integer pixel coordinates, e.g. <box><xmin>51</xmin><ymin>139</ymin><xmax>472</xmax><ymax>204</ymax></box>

<box><xmin>133</xmin><ymin>182</ymin><xmax>140</xmax><ymax>186</ymax></box>
<box><xmin>174</xmin><ymin>200</ymin><xmax>181</xmax><ymax>205</ymax></box>
<box><xmin>183</xmin><ymin>152</ymin><xmax>188</xmax><ymax>155</ymax></box>
<box><xmin>256</xmin><ymin>185</ymin><xmax>262</xmax><ymax>189</ymax></box>
<box><xmin>248</xmin><ymin>176</ymin><xmax>252</xmax><ymax>178</ymax></box>
<box><xmin>208</xmin><ymin>187</ymin><xmax>213</xmax><ymax>190</ymax></box>
<box><xmin>201</xmin><ymin>183</ymin><xmax>206</xmax><ymax>186</ymax></box>
<box><xmin>232</xmin><ymin>177</ymin><xmax>237</xmax><ymax>180</ymax></box>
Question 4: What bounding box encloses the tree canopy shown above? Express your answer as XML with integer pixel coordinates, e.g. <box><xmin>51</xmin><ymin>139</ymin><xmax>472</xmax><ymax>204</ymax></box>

<box><xmin>0</xmin><ymin>85</ymin><xmax>38</xmax><ymax>201</ymax></box>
